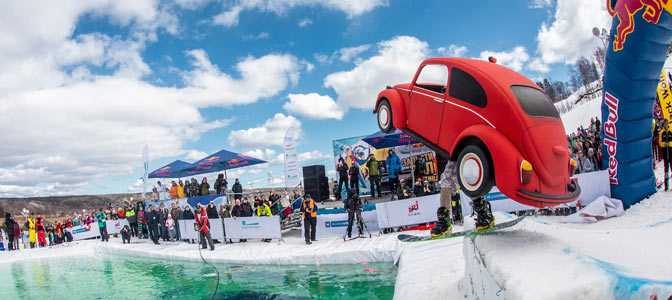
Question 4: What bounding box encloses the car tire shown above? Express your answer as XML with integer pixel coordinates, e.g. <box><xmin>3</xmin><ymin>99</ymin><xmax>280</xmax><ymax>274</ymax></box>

<box><xmin>377</xmin><ymin>100</ymin><xmax>395</xmax><ymax>134</ymax></box>
<box><xmin>456</xmin><ymin>145</ymin><xmax>494</xmax><ymax>198</ymax></box>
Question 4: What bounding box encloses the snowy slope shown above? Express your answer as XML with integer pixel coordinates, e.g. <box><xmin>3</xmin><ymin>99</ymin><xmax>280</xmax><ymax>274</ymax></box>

<box><xmin>557</xmin><ymin>84</ymin><xmax>603</xmax><ymax>134</ymax></box>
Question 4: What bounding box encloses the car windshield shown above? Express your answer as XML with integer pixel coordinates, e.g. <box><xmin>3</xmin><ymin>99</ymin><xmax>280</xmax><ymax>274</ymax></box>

<box><xmin>510</xmin><ymin>85</ymin><xmax>560</xmax><ymax>119</ymax></box>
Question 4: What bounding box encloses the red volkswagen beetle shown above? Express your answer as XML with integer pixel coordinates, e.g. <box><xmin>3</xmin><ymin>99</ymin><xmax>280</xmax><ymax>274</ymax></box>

<box><xmin>373</xmin><ymin>57</ymin><xmax>580</xmax><ymax>208</ymax></box>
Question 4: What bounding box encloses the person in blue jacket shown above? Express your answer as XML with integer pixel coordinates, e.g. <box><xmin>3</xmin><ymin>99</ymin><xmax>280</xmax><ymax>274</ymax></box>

<box><xmin>385</xmin><ymin>149</ymin><xmax>402</xmax><ymax>196</ymax></box>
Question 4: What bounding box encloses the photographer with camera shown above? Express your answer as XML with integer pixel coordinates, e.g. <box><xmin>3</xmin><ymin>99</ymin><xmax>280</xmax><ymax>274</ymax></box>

<box><xmin>344</xmin><ymin>188</ymin><xmax>363</xmax><ymax>239</ymax></box>
<box><xmin>301</xmin><ymin>194</ymin><xmax>317</xmax><ymax>244</ymax></box>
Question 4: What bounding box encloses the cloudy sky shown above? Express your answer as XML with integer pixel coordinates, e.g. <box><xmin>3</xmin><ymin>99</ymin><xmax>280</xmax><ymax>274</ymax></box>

<box><xmin>0</xmin><ymin>0</ymin><xmax>611</xmax><ymax>197</ymax></box>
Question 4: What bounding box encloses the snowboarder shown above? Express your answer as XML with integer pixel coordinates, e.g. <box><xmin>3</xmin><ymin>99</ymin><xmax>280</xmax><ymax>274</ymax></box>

<box><xmin>430</xmin><ymin>160</ymin><xmax>494</xmax><ymax>238</ymax></box>
<box><xmin>659</xmin><ymin>119</ymin><xmax>672</xmax><ymax>191</ymax></box>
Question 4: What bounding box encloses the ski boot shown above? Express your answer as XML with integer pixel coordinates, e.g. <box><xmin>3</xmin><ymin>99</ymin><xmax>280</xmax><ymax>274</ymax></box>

<box><xmin>473</xmin><ymin>197</ymin><xmax>495</xmax><ymax>232</ymax></box>
<box><xmin>430</xmin><ymin>206</ymin><xmax>453</xmax><ymax>238</ymax></box>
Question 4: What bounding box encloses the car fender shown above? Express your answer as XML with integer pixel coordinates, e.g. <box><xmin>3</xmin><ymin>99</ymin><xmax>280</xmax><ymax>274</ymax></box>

<box><xmin>374</xmin><ymin>89</ymin><xmax>407</xmax><ymax>130</ymax></box>
<box><xmin>451</xmin><ymin>125</ymin><xmax>524</xmax><ymax>197</ymax></box>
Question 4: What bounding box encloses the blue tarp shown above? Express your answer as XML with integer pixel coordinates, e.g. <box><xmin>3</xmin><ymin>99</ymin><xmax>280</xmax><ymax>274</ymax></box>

<box><xmin>148</xmin><ymin>160</ymin><xmax>192</xmax><ymax>179</ymax></box>
<box><xmin>362</xmin><ymin>130</ymin><xmax>418</xmax><ymax>149</ymax></box>
<box><xmin>181</xmin><ymin>149</ymin><xmax>266</xmax><ymax>176</ymax></box>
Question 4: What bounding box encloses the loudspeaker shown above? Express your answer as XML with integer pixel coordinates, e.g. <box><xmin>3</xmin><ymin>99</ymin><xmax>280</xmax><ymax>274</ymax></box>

<box><xmin>303</xmin><ymin>165</ymin><xmax>325</xmax><ymax>178</ymax></box>
<box><xmin>304</xmin><ymin>175</ymin><xmax>330</xmax><ymax>201</ymax></box>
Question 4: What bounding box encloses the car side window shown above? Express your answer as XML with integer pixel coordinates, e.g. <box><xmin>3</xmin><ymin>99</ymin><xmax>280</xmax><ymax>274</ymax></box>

<box><xmin>449</xmin><ymin>67</ymin><xmax>487</xmax><ymax>108</ymax></box>
<box><xmin>415</xmin><ymin>64</ymin><xmax>448</xmax><ymax>94</ymax></box>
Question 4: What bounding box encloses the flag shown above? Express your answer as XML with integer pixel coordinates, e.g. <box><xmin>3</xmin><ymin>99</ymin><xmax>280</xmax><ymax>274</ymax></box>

<box><xmin>283</xmin><ymin>127</ymin><xmax>300</xmax><ymax>187</ymax></box>
<box><xmin>142</xmin><ymin>145</ymin><xmax>149</xmax><ymax>200</ymax></box>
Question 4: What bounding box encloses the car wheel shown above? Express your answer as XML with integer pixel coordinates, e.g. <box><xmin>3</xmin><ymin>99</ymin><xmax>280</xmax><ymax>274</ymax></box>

<box><xmin>377</xmin><ymin>100</ymin><xmax>395</xmax><ymax>134</ymax></box>
<box><xmin>456</xmin><ymin>145</ymin><xmax>494</xmax><ymax>198</ymax></box>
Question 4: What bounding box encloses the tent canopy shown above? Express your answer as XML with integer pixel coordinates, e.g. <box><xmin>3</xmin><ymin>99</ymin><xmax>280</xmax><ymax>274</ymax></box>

<box><xmin>362</xmin><ymin>129</ymin><xmax>418</xmax><ymax>149</ymax></box>
<box><xmin>148</xmin><ymin>160</ymin><xmax>192</xmax><ymax>179</ymax></box>
<box><xmin>181</xmin><ymin>149</ymin><xmax>266</xmax><ymax>176</ymax></box>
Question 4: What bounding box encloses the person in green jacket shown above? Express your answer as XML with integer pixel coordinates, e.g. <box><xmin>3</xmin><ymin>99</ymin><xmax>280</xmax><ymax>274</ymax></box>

<box><xmin>366</xmin><ymin>153</ymin><xmax>382</xmax><ymax>198</ymax></box>
<box><xmin>96</xmin><ymin>209</ymin><xmax>108</xmax><ymax>242</ymax></box>
<box><xmin>200</xmin><ymin>177</ymin><xmax>210</xmax><ymax>196</ymax></box>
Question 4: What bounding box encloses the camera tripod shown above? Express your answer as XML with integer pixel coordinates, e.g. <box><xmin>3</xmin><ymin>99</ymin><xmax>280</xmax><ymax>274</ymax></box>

<box><xmin>343</xmin><ymin>206</ymin><xmax>372</xmax><ymax>242</ymax></box>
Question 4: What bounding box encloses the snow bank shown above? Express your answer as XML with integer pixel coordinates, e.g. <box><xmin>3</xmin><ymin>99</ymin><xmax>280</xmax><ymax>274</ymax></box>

<box><xmin>472</xmin><ymin>193</ymin><xmax>672</xmax><ymax>300</ymax></box>
<box><xmin>560</xmin><ymin>93</ymin><xmax>602</xmax><ymax>134</ymax></box>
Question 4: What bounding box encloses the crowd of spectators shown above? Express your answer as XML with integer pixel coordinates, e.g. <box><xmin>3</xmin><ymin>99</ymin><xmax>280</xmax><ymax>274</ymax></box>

<box><xmin>567</xmin><ymin>117</ymin><xmax>603</xmax><ymax>174</ymax></box>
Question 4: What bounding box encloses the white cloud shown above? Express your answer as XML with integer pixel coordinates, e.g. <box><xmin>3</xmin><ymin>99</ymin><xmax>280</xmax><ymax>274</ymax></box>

<box><xmin>212</xmin><ymin>0</ymin><xmax>388</xmax><ymax>26</ymax></box>
<box><xmin>337</xmin><ymin>45</ymin><xmax>371</xmax><ymax>62</ymax></box>
<box><xmin>298</xmin><ymin>18</ymin><xmax>313</xmax><ymax>27</ymax></box>
<box><xmin>174</xmin><ymin>0</ymin><xmax>211</xmax><ymax>10</ymax></box>
<box><xmin>324</xmin><ymin>35</ymin><xmax>431</xmax><ymax>110</ymax></box>
<box><xmin>243</xmin><ymin>149</ymin><xmax>284</xmax><ymax>165</ymax></box>
<box><xmin>437</xmin><ymin>44</ymin><xmax>468</xmax><ymax>57</ymax></box>
<box><xmin>298</xmin><ymin>150</ymin><xmax>329</xmax><ymax>162</ymax></box>
<box><xmin>185</xmin><ymin>150</ymin><xmax>208</xmax><ymax>161</ymax></box>
<box><xmin>242</xmin><ymin>32</ymin><xmax>270</xmax><ymax>40</ymax></box>
<box><xmin>536</xmin><ymin>0</ymin><xmax>611</xmax><ymax>64</ymax></box>
<box><xmin>529</xmin><ymin>0</ymin><xmax>553</xmax><ymax>8</ymax></box>
<box><xmin>127</xmin><ymin>178</ymin><xmax>144</xmax><ymax>192</ymax></box>
<box><xmin>228</xmin><ymin>114</ymin><xmax>302</xmax><ymax>149</ymax></box>
<box><xmin>479</xmin><ymin>46</ymin><xmax>530</xmax><ymax>72</ymax></box>
<box><xmin>527</xmin><ymin>57</ymin><xmax>551</xmax><ymax>73</ymax></box>
<box><xmin>283</xmin><ymin>93</ymin><xmax>345</xmax><ymax>120</ymax></box>
<box><xmin>181</xmin><ymin>49</ymin><xmax>302</xmax><ymax>107</ymax></box>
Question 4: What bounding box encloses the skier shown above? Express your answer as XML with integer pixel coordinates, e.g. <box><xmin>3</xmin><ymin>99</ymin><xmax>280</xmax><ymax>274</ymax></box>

<box><xmin>659</xmin><ymin>119</ymin><xmax>672</xmax><ymax>191</ymax></box>
<box><xmin>430</xmin><ymin>161</ymin><xmax>494</xmax><ymax>238</ymax></box>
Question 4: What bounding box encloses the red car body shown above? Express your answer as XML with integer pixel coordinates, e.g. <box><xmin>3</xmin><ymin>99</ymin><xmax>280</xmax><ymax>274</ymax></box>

<box><xmin>373</xmin><ymin>57</ymin><xmax>580</xmax><ymax>208</ymax></box>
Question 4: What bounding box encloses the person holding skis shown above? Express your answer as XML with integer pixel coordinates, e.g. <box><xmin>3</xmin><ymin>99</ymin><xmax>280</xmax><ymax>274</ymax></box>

<box><xmin>659</xmin><ymin>119</ymin><xmax>672</xmax><ymax>190</ymax></box>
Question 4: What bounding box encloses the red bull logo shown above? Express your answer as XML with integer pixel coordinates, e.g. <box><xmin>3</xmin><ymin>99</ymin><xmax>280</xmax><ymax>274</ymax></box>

<box><xmin>608</xmin><ymin>0</ymin><xmax>672</xmax><ymax>52</ymax></box>
<box><xmin>156</xmin><ymin>166</ymin><xmax>171</xmax><ymax>173</ymax></box>
<box><xmin>199</xmin><ymin>156</ymin><xmax>220</xmax><ymax>165</ymax></box>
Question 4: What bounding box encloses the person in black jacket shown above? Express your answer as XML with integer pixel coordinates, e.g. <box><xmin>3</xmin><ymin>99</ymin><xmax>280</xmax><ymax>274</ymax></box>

<box><xmin>214</xmin><ymin>174</ymin><xmax>228</xmax><ymax>195</ymax></box>
<box><xmin>231</xmin><ymin>199</ymin><xmax>246</xmax><ymax>242</ymax></box>
<box><xmin>159</xmin><ymin>203</ymin><xmax>169</xmax><ymax>242</ymax></box>
<box><xmin>232</xmin><ymin>179</ymin><xmax>243</xmax><ymax>200</ymax></box>
<box><xmin>181</xmin><ymin>205</ymin><xmax>195</xmax><ymax>243</ymax></box>
<box><xmin>242</xmin><ymin>198</ymin><xmax>254</xmax><ymax>217</ymax></box>
<box><xmin>344</xmin><ymin>189</ymin><xmax>363</xmax><ymax>239</ymax></box>
<box><xmin>146</xmin><ymin>205</ymin><xmax>160</xmax><ymax>245</ymax></box>
<box><xmin>205</xmin><ymin>201</ymin><xmax>220</xmax><ymax>243</ymax></box>
<box><xmin>336</xmin><ymin>158</ymin><xmax>348</xmax><ymax>200</ymax></box>
<box><xmin>348</xmin><ymin>161</ymin><xmax>360</xmax><ymax>195</ymax></box>
<box><xmin>4</xmin><ymin>213</ymin><xmax>15</xmax><ymax>251</ymax></box>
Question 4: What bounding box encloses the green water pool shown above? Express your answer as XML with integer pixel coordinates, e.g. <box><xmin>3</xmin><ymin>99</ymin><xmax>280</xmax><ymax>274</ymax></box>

<box><xmin>0</xmin><ymin>254</ymin><xmax>396</xmax><ymax>300</ymax></box>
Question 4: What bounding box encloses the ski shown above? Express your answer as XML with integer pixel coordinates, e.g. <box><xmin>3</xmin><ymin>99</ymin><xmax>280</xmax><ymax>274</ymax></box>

<box><xmin>397</xmin><ymin>216</ymin><xmax>526</xmax><ymax>242</ymax></box>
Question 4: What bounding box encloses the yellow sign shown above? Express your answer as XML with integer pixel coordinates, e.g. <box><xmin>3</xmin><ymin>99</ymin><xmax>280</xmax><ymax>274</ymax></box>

<box><xmin>658</xmin><ymin>69</ymin><xmax>672</xmax><ymax>123</ymax></box>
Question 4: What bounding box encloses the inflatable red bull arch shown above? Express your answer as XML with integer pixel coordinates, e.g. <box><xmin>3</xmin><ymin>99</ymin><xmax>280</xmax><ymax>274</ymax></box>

<box><xmin>602</xmin><ymin>0</ymin><xmax>672</xmax><ymax>207</ymax></box>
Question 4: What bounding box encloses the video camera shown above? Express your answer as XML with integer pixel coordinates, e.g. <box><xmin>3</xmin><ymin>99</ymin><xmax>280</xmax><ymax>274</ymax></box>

<box><xmin>347</xmin><ymin>188</ymin><xmax>362</xmax><ymax>210</ymax></box>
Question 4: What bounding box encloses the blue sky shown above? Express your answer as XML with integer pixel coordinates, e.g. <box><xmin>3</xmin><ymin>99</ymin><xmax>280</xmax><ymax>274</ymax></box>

<box><xmin>0</xmin><ymin>0</ymin><xmax>612</xmax><ymax>197</ymax></box>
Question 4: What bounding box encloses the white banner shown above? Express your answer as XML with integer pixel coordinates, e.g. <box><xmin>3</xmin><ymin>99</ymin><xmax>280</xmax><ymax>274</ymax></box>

<box><xmin>284</xmin><ymin>127</ymin><xmax>300</xmax><ymax>187</ymax></box>
<box><xmin>305</xmin><ymin>210</ymin><xmax>380</xmax><ymax>238</ymax></box>
<box><xmin>460</xmin><ymin>170</ymin><xmax>611</xmax><ymax>215</ymax></box>
<box><xmin>376</xmin><ymin>194</ymin><xmax>440</xmax><ymax>228</ymax></box>
<box><xmin>70</xmin><ymin>224</ymin><xmax>101</xmax><ymax>241</ymax></box>
<box><xmin>105</xmin><ymin>219</ymin><xmax>130</xmax><ymax>235</ymax></box>
<box><xmin>178</xmin><ymin>219</ymin><xmax>225</xmax><ymax>240</ymax></box>
<box><xmin>142</xmin><ymin>145</ymin><xmax>149</xmax><ymax>200</ymax></box>
<box><xmin>224</xmin><ymin>216</ymin><xmax>281</xmax><ymax>239</ymax></box>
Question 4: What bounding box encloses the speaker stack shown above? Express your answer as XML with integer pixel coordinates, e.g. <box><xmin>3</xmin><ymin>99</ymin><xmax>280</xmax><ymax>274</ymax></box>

<box><xmin>303</xmin><ymin>165</ymin><xmax>329</xmax><ymax>201</ymax></box>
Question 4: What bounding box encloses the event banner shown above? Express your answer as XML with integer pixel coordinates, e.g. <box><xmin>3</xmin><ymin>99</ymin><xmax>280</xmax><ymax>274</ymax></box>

<box><xmin>70</xmin><ymin>224</ymin><xmax>101</xmax><ymax>241</ymax></box>
<box><xmin>144</xmin><ymin>194</ymin><xmax>227</xmax><ymax>211</ymax></box>
<box><xmin>460</xmin><ymin>171</ymin><xmax>611</xmax><ymax>216</ymax></box>
<box><xmin>105</xmin><ymin>219</ymin><xmax>130</xmax><ymax>235</ymax></box>
<box><xmin>306</xmin><ymin>210</ymin><xmax>380</xmax><ymax>238</ymax></box>
<box><xmin>178</xmin><ymin>219</ymin><xmax>225</xmax><ymax>240</ymax></box>
<box><xmin>284</xmin><ymin>127</ymin><xmax>300</xmax><ymax>187</ymax></box>
<box><xmin>224</xmin><ymin>216</ymin><xmax>281</xmax><ymax>239</ymax></box>
<box><xmin>376</xmin><ymin>194</ymin><xmax>440</xmax><ymax>228</ymax></box>
<box><xmin>657</xmin><ymin>62</ymin><xmax>672</xmax><ymax>123</ymax></box>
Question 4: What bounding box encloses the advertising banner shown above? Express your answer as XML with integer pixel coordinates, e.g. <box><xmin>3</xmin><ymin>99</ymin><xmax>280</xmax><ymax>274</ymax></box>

<box><xmin>376</xmin><ymin>194</ymin><xmax>440</xmax><ymax>228</ymax></box>
<box><xmin>70</xmin><ymin>224</ymin><xmax>101</xmax><ymax>241</ymax></box>
<box><xmin>284</xmin><ymin>127</ymin><xmax>300</xmax><ymax>187</ymax></box>
<box><xmin>224</xmin><ymin>216</ymin><xmax>281</xmax><ymax>239</ymax></box>
<box><xmin>105</xmin><ymin>219</ymin><xmax>130</xmax><ymax>235</ymax></box>
<box><xmin>460</xmin><ymin>171</ymin><xmax>611</xmax><ymax>216</ymax></box>
<box><xmin>306</xmin><ymin>210</ymin><xmax>379</xmax><ymax>238</ymax></box>
<box><xmin>145</xmin><ymin>195</ymin><xmax>227</xmax><ymax>211</ymax></box>
<box><xmin>178</xmin><ymin>219</ymin><xmax>225</xmax><ymax>240</ymax></box>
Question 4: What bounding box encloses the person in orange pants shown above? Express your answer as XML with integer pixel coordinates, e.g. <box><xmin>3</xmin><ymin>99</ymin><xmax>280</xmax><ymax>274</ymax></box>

<box><xmin>36</xmin><ymin>213</ymin><xmax>46</xmax><ymax>247</ymax></box>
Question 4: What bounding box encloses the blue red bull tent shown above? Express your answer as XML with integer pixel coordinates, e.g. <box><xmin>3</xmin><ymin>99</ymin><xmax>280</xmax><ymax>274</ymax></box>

<box><xmin>362</xmin><ymin>129</ymin><xmax>418</xmax><ymax>149</ymax></box>
<box><xmin>181</xmin><ymin>149</ymin><xmax>266</xmax><ymax>178</ymax></box>
<box><xmin>148</xmin><ymin>160</ymin><xmax>192</xmax><ymax>179</ymax></box>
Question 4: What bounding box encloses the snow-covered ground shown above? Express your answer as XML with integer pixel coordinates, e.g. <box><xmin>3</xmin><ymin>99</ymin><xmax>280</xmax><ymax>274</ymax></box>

<box><xmin>558</xmin><ymin>85</ymin><xmax>603</xmax><ymax>134</ymax></box>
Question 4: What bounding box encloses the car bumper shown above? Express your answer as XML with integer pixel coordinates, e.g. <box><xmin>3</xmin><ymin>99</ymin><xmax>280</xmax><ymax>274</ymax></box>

<box><xmin>515</xmin><ymin>179</ymin><xmax>581</xmax><ymax>205</ymax></box>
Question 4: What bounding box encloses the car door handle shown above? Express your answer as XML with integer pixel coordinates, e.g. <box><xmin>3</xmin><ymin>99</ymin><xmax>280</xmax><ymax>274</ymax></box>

<box><xmin>433</xmin><ymin>98</ymin><xmax>443</xmax><ymax>103</ymax></box>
